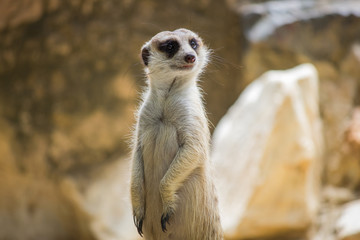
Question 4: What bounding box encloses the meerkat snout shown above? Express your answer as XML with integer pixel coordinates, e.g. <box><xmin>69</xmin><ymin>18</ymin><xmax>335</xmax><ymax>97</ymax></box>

<box><xmin>184</xmin><ymin>54</ymin><xmax>196</xmax><ymax>63</ymax></box>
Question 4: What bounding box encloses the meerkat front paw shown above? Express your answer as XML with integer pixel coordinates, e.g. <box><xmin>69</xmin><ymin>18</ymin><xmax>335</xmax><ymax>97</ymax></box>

<box><xmin>159</xmin><ymin>182</ymin><xmax>178</xmax><ymax>232</ymax></box>
<box><xmin>133</xmin><ymin>206</ymin><xmax>145</xmax><ymax>237</ymax></box>
<box><xmin>161</xmin><ymin>205</ymin><xmax>175</xmax><ymax>232</ymax></box>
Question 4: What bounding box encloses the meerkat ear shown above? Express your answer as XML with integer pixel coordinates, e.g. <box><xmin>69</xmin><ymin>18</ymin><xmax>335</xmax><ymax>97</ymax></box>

<box><xmin>141</xmin><ymin>46</ymin><xmax>151</xmax><ymax>66</ymax></box>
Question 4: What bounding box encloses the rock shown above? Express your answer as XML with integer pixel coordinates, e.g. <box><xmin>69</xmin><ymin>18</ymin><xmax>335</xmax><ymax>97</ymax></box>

<box><xmin>312</xmin><ymin>187</ymin><xmax>358</xmax><ymax>240</ymax></box>
<box><xmin>0</xmin><ymin>118</ymin><xmax>88</xmax><ymax>240</ymax></box>
<box><xmin>236</xmin><ymin>0</ymin><xmax>360</xmax><ymax>43</ymax></box>
<box><xmin>234</xmin><ymin>0</ymin><xmax>360</xmax><ymax>191</ymax></box>
<box><xmin>0</xmin><ymin>172</ymin><xmax>83</xmax><ymax>240</ymax></box>
<box><xmin>0</xmin><ymin>0</ymin><xmax>242</xmax><ymax>239</ymax></box>
<box><xmin>230</xmin><ymin>2</ymin><xmax>360</xmax><ymax>239</ymax></box>
<box><xmin>346</xmin><ymin>107</ymin><xmax>360</xmax><ymax>148</ymax></box>
<box><xmin>322</xmin><ymin>45</ymin><xmax>360</xmax><ymax>190</ymax></box>
<box><xmin>0</xmin><ymin>0</ymin><xmax>43</xmax><ymax>30</ymax></box>
<box><xmin>336</xmin><ymin>200</ymin><xmax>360</xmax><ymax>240</ymax></box>
<box><xmin>322</xmin><ymin>186</ymin><xmax>355</xmax><ymax>205</ymax></box>
<box><xmin>311</xmin><ymin>204</ymin><xmax>340</xmax><ymax>240</ymax></box>
<box><xmin>60</xmin><ymin>158</ymin><xmax>140</xmax><ymax>240</ymax></box>
<box><xmin>212</xmin><ymin>64</ymin><xmax>323</xmax><ymax>239</ymax></box>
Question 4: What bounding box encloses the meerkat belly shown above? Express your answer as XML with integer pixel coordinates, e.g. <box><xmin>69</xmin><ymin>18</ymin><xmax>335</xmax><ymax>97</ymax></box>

<box><xmin>142</xmin><ymin>119</ymin><xmax>179</xmax><ymax>237</ymax></box>
<box><xmin>143</xmin><ymin>121</ymin><xmax>179</xmax><ymax>184</ymax></box>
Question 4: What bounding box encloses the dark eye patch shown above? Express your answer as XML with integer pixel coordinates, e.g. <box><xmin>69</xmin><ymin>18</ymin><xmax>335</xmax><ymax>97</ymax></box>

<box><xmin>158</xmin><ymin>39</ymin><xmax>179</xmax><ymax>58</ymax></box>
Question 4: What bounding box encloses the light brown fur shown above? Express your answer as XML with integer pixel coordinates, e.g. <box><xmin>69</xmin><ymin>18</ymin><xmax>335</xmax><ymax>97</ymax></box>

<box><xmin>130</xmin><ymin>29</ymin><xmax>223</xmax><ymax>240</ymax></box>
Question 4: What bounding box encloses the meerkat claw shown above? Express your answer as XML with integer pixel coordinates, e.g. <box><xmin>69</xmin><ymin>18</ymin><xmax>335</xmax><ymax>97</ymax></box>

<box><xmin>161</xmin><ymin>213</ymin><xmax>171</xmax><ymax>232</ymax></box>
<box><xmin>137</xmin><ymin>218</ymin><xmax>144</xmax><ymax>237</ymax></box>
<box><xmin>133</xmin><ymin>215</ymin><xmax>144</xmax><ymax>237</ymax></box>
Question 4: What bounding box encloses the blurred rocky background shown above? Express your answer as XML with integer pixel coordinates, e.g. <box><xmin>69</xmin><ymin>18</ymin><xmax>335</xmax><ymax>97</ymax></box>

<box><xmin>0</xmin><ymin>0</ymin><xmax>359</xmax><ymax>240</ymax></box>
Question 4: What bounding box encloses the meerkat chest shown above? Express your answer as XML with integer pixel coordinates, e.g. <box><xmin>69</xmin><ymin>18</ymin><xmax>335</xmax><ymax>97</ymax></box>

<box><xmin>143</xmin><ymin>93</ymin><xmax>192</xmax><ymax>126</ymax></box>
<box><xmin>139</xmin><ymin>94</ymin><xmax>187</xmax><ymax>173</ymax></box>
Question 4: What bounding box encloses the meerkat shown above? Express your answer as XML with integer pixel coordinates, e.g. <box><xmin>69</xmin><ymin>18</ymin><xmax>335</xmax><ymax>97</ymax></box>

<box><xmin>130</xmin><ymin>28</ymin><xmax>223</xmax><ymax>240</ymax></box>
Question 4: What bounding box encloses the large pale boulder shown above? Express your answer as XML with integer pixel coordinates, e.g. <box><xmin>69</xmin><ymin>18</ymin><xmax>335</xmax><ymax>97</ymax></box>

<box><xmin>234</xmin><ymin>0</ymin><xmax>360</xmax><ymax>190</ymax></box>
<box><xmin>212</xmin><ymin>64</ymin><xmax>323</xmax><ymax>239</ymax></box>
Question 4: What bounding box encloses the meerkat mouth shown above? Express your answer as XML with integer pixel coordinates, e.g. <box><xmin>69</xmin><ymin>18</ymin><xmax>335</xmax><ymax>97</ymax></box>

<box><xmin>171</xmin><ymin>65</ymin><xmax>194</xmax><ymax>70</ymax></box>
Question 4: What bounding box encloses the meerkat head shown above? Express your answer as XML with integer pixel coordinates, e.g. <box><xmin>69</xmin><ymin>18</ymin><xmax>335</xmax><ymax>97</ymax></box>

<box><xmin>140</xmin><ymin>28</ymin><xmax>209</xmax><ymax>80</ymax></box>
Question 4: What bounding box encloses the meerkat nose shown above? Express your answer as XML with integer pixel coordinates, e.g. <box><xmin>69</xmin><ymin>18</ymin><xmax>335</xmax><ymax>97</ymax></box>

<box><xmin>184</xmin><ymin>54</ymin><xmax>196</xmax><ymax>63</ymax></box>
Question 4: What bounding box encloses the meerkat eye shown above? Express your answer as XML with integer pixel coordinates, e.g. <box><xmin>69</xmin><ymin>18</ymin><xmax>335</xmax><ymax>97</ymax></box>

<box><xmin>167</xmin><ymin>43</ymin><xmax>174</xmax><ymax>50</ymax></box>
<box><xmin>158</xmin><ymin>40</ymin><xmax>179</xmax><ymax>58</ymax></box>
<box><xmin>189</xmin><ymin>38</ymin><xmax>198</xmax><ymax>50</ymax></box>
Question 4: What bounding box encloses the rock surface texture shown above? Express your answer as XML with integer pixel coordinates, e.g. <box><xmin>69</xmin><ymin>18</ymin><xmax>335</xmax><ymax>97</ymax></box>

<box><xmin>335</xmin><ymin>200</ymin><xmax>360</xmax><ymax>240</ymax></box>
<box><xmin>212</xmin><ymin>64</ymin><xmax>323</xmax><ymax>239</ymax></box>
<box><xmin>224</xmin><ymin>0</ymin><xmax>360</xmax><ymax>239</ymax></box>
<box><xmin>1</xmin><ymin>0</ymin><xmax>360</xmax><ymax>239</ymax></box>
<box><xmin>0</xmin><ymin>0</ymin><xmax>242</xmax><ymax>240</ymax></box>
<box><xmin>236</xmin><ymin>0</ymin><xmax>360</xmax><ymax>191</ymax></box>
